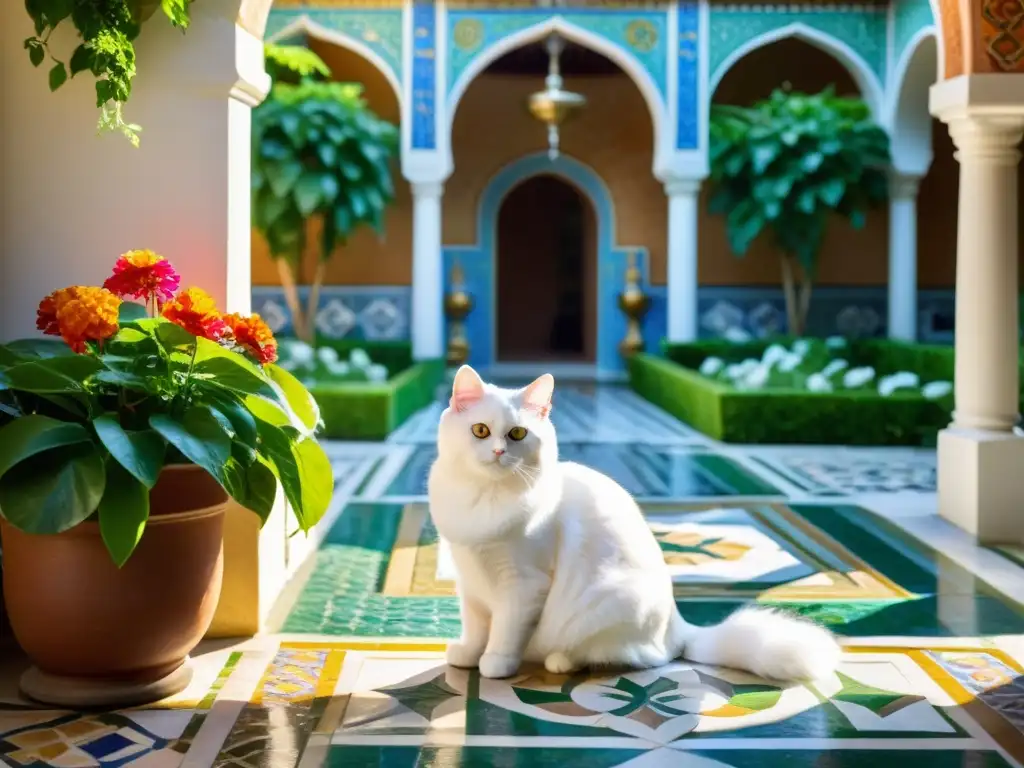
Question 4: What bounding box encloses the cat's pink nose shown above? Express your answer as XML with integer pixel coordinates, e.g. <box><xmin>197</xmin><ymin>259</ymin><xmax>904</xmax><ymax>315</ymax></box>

<box><xmin>493</xmin><ymin>449</ymin><xmax>505</xmax><ymax>456</ymax></box>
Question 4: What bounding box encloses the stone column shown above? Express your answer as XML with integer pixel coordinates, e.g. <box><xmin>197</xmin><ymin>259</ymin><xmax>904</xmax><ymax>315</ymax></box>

<box><xmin>665</xmin><ymin>178</ymin><xmax>701</xmax><ymax>342</ymax></box>
<box><xmin>931</xmin><ymin>75</ymin><xmax>1024</xmax><ymax>543</ymax></box>
<box><xmin>410</xmin><ymin>181</ymin><xmax>445</xmax><ymax>360</ymax></box>
<box><xmin>888</xmin><ymin>173</ymin><xmax>922</xmax><ymax>342</ymax></box>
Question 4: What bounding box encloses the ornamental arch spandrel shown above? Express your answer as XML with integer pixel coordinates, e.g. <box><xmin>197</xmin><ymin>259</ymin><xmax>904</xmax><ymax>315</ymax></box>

<box><xmin>938</xmin><ymin>0</ymin><xmax>1024</xmax><ymax>77</ymax></box>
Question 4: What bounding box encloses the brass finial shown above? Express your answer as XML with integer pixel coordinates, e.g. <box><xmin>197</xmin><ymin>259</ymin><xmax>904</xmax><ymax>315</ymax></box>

<box><xmin>618</xmin><ymin>249</ymin><xmax>651</xmax><ymax>359</ymax></box>
<box><xmin>444</xmin><ymin>259</ymin><xmax>473</xmax><ymax>367</ymax></box>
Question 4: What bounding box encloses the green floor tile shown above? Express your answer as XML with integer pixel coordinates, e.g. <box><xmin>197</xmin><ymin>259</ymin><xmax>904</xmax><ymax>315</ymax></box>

<box><xmin>281</xmin><ymin>498</ymin><xmax>1024</xmax><ymax>637</ymax></box>
<box><xmin>325</xmin><ymin>746</ymin><xmax>653</xmax><ymax>768</ymax></box>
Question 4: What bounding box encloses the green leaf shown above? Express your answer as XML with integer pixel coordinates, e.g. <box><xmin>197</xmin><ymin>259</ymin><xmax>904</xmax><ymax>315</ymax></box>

<box><xmin>150</xmin><ymin>407</ymin><xmax>231</xmax><ymax>484</ymax></box>
<box><xmin>113</xmin><ymin>327</ymin><xmax>148</xmax><ymax>344</ymax></box>
<box><xmin>119</xmin><ymin>301</ymin><xmax>148</xmax><ymax>323</ymax></box>
<box><xmin>202</xmin><ymin>388</ymin><xmax>259</xmax><ymax>463</ymax></box>
<box><xmin>93</xmin><ymin>415</ymin><xmax>165</xmax><ymax>488</ymax></box>
<box><xmin>195</xmin><ymin>355</ymin><xmax>274</xmax><ymax>398</ymax></box>
<box><xmin>161</xmin><ymin>0</ymin><xmax>192</xmax><ymax>28</ymax></box>
<box><xmin>28</xmin><ymin>42</ymin><xmax>44</xmax><ymax>68</ymax></box>
<box><xmin>0</xmin><ymin>416</ymin><xmax>92</xmax><ymax>479</ymax></box>
<box><xmin>49</xmin><ymin>61</ymin><xmax>67</xmax><ymax>91</ymax></box>
<box><xmin>155</xmin><ymin>321</ymin><xmax>198</xmax><ymax>351</ymax></box>
<box><xmin>0</xmin><ymin>442</ymin><xmax>105</xmax><ymax>534</ymax></box>
<box><xmin>2</xmin><ymin>355</ymin><xmax>102</xmax><ymax>393</ymax></box>
<box><xmin>291</xmin><ymin>437</ymin><xmax>332</xmax><ymax>530</ymax></box>
<box><xmin>224</xmin><ymin>456</ymin><xmax>278</xmax><ymax>524</ymax></box>
<box><xmin>245</xmin><ymin>394</ymin><xmax>293</xmax><ymax>429</ymax></box>
<box><xmin>294</xmin><ymin>173</ymin><xmax>324</xmax><ymax>216</ymax></box>
<box><xmin>264</xmin><ymin>364</ymin><xmax>320</xmax><ymax>433</ymax></box>
<box><xmin>97</xmin><ymin>458</ymin><xmax>150</xmax><ymax>567</ymax></box>
<box><xmin>3</xmin><ymin>339</ymin><xmax>75</xmax><ymax>360</ymax></box>
<box><xmin>266</xmin><ymin>159</ymin><xmax>303</xmax><ymax>197</ymax></box>
<box><xmin>69</xmin><ymin>44</ymin><xmax>94</xmax><ymax>76</ymax></box>
<box><xmin>93</xmin><ymin>369</ymin><xmax>156</xmax><ymax>392</ymax></box>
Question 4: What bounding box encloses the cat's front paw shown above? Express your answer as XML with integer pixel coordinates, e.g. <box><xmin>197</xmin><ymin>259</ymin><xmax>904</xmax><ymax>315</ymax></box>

<box><xmin>446</xmin><ymin>642</ymin><xmax>484</xmax><ymax>669</ymax></box>
<box><xmin>478</xmin><ymin>653</ymin><xmax>520</xmax><ymax>679</ymax></box>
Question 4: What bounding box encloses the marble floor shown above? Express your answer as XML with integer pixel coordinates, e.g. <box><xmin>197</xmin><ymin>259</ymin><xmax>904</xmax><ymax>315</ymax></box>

<box><xmin>3</xmin><ymin>385</ymin><xmax>1024</xmax><ymax>768</ymax></box>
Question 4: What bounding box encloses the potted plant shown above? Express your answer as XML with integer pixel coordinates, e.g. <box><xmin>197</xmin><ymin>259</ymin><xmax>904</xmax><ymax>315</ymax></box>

<box><xmin>0</xmin><ymin>249</ymin><xmax>332</xmax><ymax>707</ymax></box>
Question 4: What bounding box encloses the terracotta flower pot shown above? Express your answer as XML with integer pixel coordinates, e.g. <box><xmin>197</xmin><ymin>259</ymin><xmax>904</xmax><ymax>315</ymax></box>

<box><xmin>0</xmin><ymin>464</ymin><xmax>227</xmax><ymax>708</ymax></box>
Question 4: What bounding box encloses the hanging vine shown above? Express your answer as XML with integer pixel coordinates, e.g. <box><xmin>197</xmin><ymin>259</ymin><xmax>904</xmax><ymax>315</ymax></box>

<box><xmin>23</xmin><ymin>0</ymin><xmax>195</xmax><ymax>146</ymax></box>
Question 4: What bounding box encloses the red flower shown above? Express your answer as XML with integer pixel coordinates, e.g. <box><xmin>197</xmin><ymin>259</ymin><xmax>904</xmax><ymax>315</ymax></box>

<box><xmin>161</xmin><ymin>287</ymin><xmax>229</xmax><ymax>341</ymax></box>
<box><xmin>103</xmin><ymin>249</ymin><xmax>181</xmax><ymax>305</ymax></box>
<box><xmin>224</xmin><ymin>313</ymin><xmax>278</xmax><ymax>365</ymax></box>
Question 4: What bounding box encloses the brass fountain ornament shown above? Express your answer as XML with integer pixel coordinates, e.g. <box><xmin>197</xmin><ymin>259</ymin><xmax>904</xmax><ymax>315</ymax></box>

<box><xmin>528</xmin><ymin>33</ymin><xmax>587</xmax><ymax>160</ymax></box>
<box><xmin>444</xmin><ymin>260</ymin><xmax>473</xmax><ymax>367</ymax></box>
<box><xmin>618</xmin><ymin>250</ymin><xmax>651</xmax><ymax>359</ymax></box>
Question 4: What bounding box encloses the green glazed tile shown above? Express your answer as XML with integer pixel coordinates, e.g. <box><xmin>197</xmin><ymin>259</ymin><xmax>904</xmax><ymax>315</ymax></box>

<box><xmin>325</xmin><ymin>746</ymin><xmax>651</xmax><ymax>768</ymax></box>
<box><xmin>790</xmin><ymin>504</ymin><xmax>1022</xmax><ymax>602</ymax></box>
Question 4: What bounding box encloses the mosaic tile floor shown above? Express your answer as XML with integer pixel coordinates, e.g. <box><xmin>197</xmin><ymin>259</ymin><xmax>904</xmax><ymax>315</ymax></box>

<box><xmin>3</xmin><ymin>383</ymin><xmax>1024</xmax><ymax>767</ymax></box>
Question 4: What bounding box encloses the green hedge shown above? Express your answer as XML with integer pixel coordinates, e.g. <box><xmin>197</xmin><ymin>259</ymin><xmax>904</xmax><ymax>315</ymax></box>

<box><xmin>312</xmin><ymin>358</ymin><xmax>444</xmax><ymax>440</ymax></box>
<box><xmin>632</xmin><ymin>339</ymin><xmax>960</xmax><ymax>446</ymax></box>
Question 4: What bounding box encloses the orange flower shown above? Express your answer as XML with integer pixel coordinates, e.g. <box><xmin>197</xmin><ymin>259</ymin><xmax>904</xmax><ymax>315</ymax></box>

<box><xmin>53</xmin><ymin>287</ymin><xmax>121</xmax><ymax>353</ymax></box>
<box><xmin>37</xmin><ymin>287</ymin><xmax>81</xmax><ymax>336</ymax></box>
<box><xmin>223</xmin><ymin>313</ymin><xmax>278</xmax><ymax>365</ymax></box>
<box><xmin>161</xmin><ymin>287</ymin><xmax>229</xmax><ymax>341</ymax></box>
<box><xmin>103</xmin><ymin>249</ymin><xmax>181</xmax><ymax>304</ymax></box>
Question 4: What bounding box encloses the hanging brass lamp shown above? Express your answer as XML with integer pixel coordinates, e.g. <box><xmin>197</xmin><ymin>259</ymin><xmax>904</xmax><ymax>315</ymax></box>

<box><xmin>528</xmin><ymin>34</ymin><xmax>586</xmax><ymax>160</ymax></box>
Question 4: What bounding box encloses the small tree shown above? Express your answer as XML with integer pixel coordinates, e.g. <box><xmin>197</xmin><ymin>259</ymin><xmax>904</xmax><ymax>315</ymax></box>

<box><xmin>708</xmin><ymin>87</ymin><xmax>890</xmax><ymax>336</ymax></box>
<box><xmin>252</xmin><ymin>44</ymin><xmax>399</xmax><ymax>343</ymax></box>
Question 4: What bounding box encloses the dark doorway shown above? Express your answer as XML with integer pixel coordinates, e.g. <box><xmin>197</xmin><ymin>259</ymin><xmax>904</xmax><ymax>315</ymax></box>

<box><xmin>496</xmin><ymin>175</ymin><xmax>596</xmax><ymax>362</ymax></box>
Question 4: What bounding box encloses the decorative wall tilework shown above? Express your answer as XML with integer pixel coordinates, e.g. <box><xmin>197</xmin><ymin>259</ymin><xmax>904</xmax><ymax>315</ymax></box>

<box><xmin>893</xmin><ymin>0</ymin><xmax>937</xmax><ymax>65</ymax></box>
<box><xmin>250</xmin><ymin>285</ymin><xmax>959</xmax><ymax>347</ymax></box>
<box><xmin>252</xmin><ymin>286</ymin><xmax>410</xmax><ymax>341</ymax></box>
<box><xmin>708</xmin><ymin>5</ymin><xmax>887</xmax><ymax>87</ymax></box>
<box><xmin>676</xmin><ymin>1</ymin><xmax>700</xmax><ymax>150</ymax></box>
<box><xmin>264</xmin><ymin>8</ymin><xmax>404</xmax><ymax>85</ymax></box>
<box><xmin>446</xmin><ymin>9</ymin><xmax>670</xmax><ymax>98</ymax></box>
<box><xmin>411</xmin><ymin>1</ymin><xmax>437</xmax><ymax>150</ymax></box>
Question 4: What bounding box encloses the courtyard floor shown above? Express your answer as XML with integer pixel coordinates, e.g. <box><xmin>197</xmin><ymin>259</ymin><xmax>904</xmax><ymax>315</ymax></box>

<box><xmin>3</xmin><ymin>385</ymin><xmax>1024</xmax><ymax>767</ymax></box>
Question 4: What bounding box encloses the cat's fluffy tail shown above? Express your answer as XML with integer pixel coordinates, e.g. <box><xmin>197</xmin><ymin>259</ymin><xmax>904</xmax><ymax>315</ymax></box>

<box><xmin>669</xmin><ymin>607</ymin><xmax>841</xmax><ymax>681</ymax></box>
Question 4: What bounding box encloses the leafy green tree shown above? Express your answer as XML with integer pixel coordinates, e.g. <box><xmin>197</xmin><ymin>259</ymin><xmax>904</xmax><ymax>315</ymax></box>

<box><xmin>708</xmin><ymin>87</ymin><xmax>890</xmax><ymax>335</ymax></box>
<box><xmin>252</xmin><ymin>45</ymin><xmax>399</xmax><ymax>343</ymax></box>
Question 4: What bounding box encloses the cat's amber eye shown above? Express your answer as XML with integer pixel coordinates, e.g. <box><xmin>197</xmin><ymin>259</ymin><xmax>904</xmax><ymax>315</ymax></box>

<box><xmin>471</xmin><ymin>423</ymin><xmax>491</xmax><ymax>439</ymax></box>
<box><xmin>507</xmin><ymin>426</ymin><xmax>528</xmax><ymax>441</ymax></box>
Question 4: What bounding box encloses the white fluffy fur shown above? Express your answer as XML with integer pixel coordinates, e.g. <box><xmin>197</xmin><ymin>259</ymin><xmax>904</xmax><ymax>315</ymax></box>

<box><xmin>428</xmin><ymin>366</ymin><xmax>841</xmax><ymax>681</ymax></box>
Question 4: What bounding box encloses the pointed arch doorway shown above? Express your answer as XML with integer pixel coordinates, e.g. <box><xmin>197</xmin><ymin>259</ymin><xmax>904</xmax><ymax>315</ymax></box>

<box><xmin>496</xmin><ymin>174</ymin><xmax>597</xmax><ymax>363</ymax></box>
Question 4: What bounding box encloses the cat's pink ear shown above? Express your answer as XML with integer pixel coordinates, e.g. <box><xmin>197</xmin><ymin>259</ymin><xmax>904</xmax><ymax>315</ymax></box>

<box><xmin>522</xmin><ymin>373</ymin><xmax>554</xmax><ymax>418</ymax></box>
<box><xmin>450</xmin><ymin>365</ymin><xmax>485</xmax><ymax>412</ymax></box>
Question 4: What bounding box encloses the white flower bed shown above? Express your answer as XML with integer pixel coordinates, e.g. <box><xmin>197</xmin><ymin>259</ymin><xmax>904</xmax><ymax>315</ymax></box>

<box><xmin>277</xmin><ymin>340</ymin><xmax>389</xmax><ymax>384</ymax></box>
<box><xmin>697</xmin><ymin>338</ymin><xmax>952</xmax><ymax>399</ymax></box>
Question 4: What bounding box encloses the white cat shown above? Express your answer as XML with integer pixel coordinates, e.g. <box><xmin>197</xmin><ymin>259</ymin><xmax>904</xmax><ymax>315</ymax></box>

<box><xmin>427</xmin><ymin>365</ymin><xmax>842</xmax><ymax>681</ymax></box>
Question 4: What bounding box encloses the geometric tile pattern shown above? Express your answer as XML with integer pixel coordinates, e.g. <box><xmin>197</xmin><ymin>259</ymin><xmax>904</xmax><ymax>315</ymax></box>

<box><xmin>753</xmin><ymin>454</ymin><xmax>937</xmax><ymax>495</ymax></box>
<box><xmin>280</xmin><ymin>500</ymin><xmax>1024</xmax><ymax>638</ymax></box>
<box><xmin>0</xmin><ymin>650</ymin><xmax>240</xmax><ymax>767</ymax></box>
<box><xmin>251</xmin><ymin>286</ymin><xmax>409</xmax><ymax>341</ymax></box>
<box><xmin>10</xmin><ymin>641</ymin><xmax>1021</xmax><ymax>767</ymax></box>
